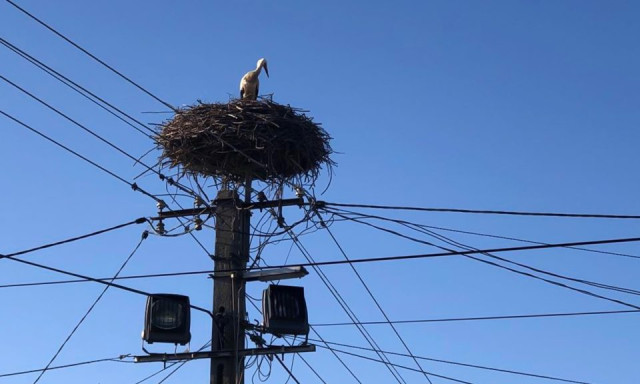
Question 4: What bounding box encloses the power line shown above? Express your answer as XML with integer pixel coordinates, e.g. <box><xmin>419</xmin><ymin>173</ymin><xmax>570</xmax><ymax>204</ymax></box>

<box><xmin>319</xmin><ymin>213</ymin><xmax>433</xmax><ymax>383</ymax></box>
<box><xmin>132</xmin><ymin>340</ymin><xmax>212</xmax><ymax>384</ymax></box>
<box><xmin>325</xmin><ymin>210</ymin><xmax>640</xmax><ymax>310</ymax></box>
<box><xmin>299</xmin><ymin>337</ymin><xmax>592</xmax><ymax>384</ymax></box>
<box><xmin>323</xmin><ymin>202</ymin><xmax>640</xmax><ymax>220</ymax></box>
<box><xmin>5</xmin><ymin>0</ymin><xmax>177</xmax><ymax>112</ymax></box>
<box><xmin>325</xmin><ymin>207</ymin><xmax>640</xmax><ymax>299</ymax></box>
<box><xmin>315</xmin><ymin>344</ymin><xmax>474</xmax><ymax>384</ymax></box>
<box><xmin>272</xmin><ymin>219</ymin><xmax>392</xmax><ymax>384</ymax></box>
<box><xmin>32</xmin><ymin>231</ymin><xmax>148</xmax><ymax>383</ymax></box>
<box><xmin>6</xmin><ymin>258</ymin><xmax>639</xmax><ymax>326</ymax></box>
<box><xmin>277</xmin><ymin>234</ymin><xmax>640</xmax><ymax>271</ymax></box>
<box><xmin>1</xmin><ymin>243</ymin><xmax>212</xmax><ymax>316</ymax></box>
<box><xmin>402</xmin><ymin>222</ymin><xmax>640</xmax><ymax>306</ymax></box>
<box><xmin>0</xmin><ymin>73</ymin><xmax>202</xmax><ymax>200</ymax></box>
<box><xmin>0</xmin><ymin>270</ymin><xmax>211</xmax><ymax>289</ymax></box>
<box><xmin>275</xmin><ymin>355</ymin><xmax>301</xmax><ymax>384</ymax></box>
<box><xmin>0</xmin><ymin>37</ymin><xmax>155</xmax><ymax>138</ymax></box>
<box><xmin>284</xmin><ymin>221</ymin><xmax>405</xmax><ymax>384</ymax></box>
<box><xmin>245</xmin><ymin>295</ymin><xmax>330</xmax><ymax>384</ymax></box>
<box><xmin>0</xmin><ymin>108</ymin><xmax>161</xmax><ymax>203</ymax></box>
<box><xmin>310</xmin><ymin>309</ymin><xmax>640</xmax><ymax>326</ymax></box>
<box><xmin>0</xmin><ymin>355</ymin><xmax>132</xmax><ymax>378</ymax></box>
<box><xmin>5</xmin><ymin>234</ymin><xmax>640</xmax><ymax>286</ymax></box>
<box><xmin>323</xmin><ymin>206</ymin><xmax>640</xmax><ymax>260</ymax></box>
<box><xmin>1</xmin><ymin>217</ymin><xmax>146</xmax><ymax>259</ymax></box>
<box><xmin>448</xmin><ymin>238</ymin><xmax>640</xmax><ymax>296</ymax></box>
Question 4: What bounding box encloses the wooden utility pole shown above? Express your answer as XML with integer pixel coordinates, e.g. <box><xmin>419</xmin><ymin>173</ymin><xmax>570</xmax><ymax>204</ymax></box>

<box><xmin>211</xmin><ymin>189</ymin><xmax>250</xmax><ymax>384</ymax></box>
<box><xmin>133</xmin><ymin>188</ymin><xmax>315</xmax><ymax>376</ymax></box>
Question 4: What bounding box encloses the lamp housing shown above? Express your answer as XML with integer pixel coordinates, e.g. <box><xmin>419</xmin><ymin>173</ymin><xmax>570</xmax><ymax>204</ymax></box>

<box><xmin>142</xmin><ymin>294</ymin><xmax>191</xmax><ymax>345</ymax></box>
<box><xmin>262</xmin><ymin>285</ymin><xmax>309</xmax><ymax>336</ymax></box>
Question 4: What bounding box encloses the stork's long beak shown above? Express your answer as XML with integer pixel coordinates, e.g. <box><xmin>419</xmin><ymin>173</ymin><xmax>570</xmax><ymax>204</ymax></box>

<box><xmin>264</xmin><ymin>64</ymin><xmax>269</xmax><ymax>78</ymax></box>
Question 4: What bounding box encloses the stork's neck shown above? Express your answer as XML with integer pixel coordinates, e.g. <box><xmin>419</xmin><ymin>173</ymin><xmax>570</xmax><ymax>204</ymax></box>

<box><xmin>254</xmin><ymin>63</ymin><xmax>263</xmax><ymax>75</ymax></box>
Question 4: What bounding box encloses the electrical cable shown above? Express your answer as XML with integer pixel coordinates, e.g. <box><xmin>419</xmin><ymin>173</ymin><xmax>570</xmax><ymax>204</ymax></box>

<box><xmin>132</xmin><ymin>340</ymin><xmax>212</xmax><ymax>384</ymax></box>
<box><xmin>1</xmin><ymin>244</ymin><xmax>212</xmax><ymax>316</ymax></box>
<box><xmin>337</xmin><ymin>209</ymin><xmax>640</xmax><ymax>297</ymax></box>
<box><xmin>0</xmin><ymin>217</ymin><xmax>146</xmax><ymax>259</ymax></box>
<box><xmin>5</xmin><ymin>233</ymin><xmax>640</xmax><ymax>287</ymax></box>
<box><xmin>282</xmin><ymin>219</ymin><xmax>405</xmax><ymax>384</ymax></box>
<box><xmin>246</xmin><ymin>295</ymin><xmax>329</xmax><ymax>384</ymax></box>
<box><xmin>296</xmin><ymin>337</ymin><xmax>592</xmax><ymax>384</ymax></box>
<box><xmin>274</xmin><ymin>355</ymin><xmax>301</xmax><ymax>384</ymax></box>
<box><xmin>0</xmin><ymin>37</ymin><xmax>155</xmax><ymax>138</ymax></box>
<box><xmin>325</xmin><ymin>210</ymin><xmax>640</xmax><ymax>310</ymax></box>
<box><xmin>5</xmin><ymin>0</ymin><xmax>178</xmax><ymax>112</ymax></box>
<box><xmin>315</xmin><ymin>344</ymin><xmax>474</xmax><ymax>384</ymax></box>
<box><xmin>0</xmin><ymin>73</ymin><xmax>202</xmax><ymax>200</ymax></box>
<box><xmin>32</xmin><ymin>231</ymin><xmax>148</xmax><ymax>383</ymax></box>
<box><xmin>0</xmin><ymin>109</ymin><xmax>161</xmax><ymax>203</ymax></box>
<box><xmin>5</xmin><ymin>258</ymin><xmax>638</xmax><ymax>325</ymax></box>
<box><xmin>163</xmin><ymin>191</ymin><xmax>211</xmax><ymax>254</ymax></box>
<box><xmin>263</xmin><ymin>235</ymin><xmax>640</xmax><ymax>273</ymax></box>
<box><xmin>318</xmin><ymin>213</ymin><xmax>433</xmax><ymax>383</ymax></box>
<box><xmin>324</xmin><ymin>207</ymin><xmax>640</xmax><ymax>298</ymax></box>
<box><xmin>0</xmin><ymin>355</ymin><xmax>132</xmax><ymax>378</ymax></box>
<box><xmin>324</xmin><ymin>206</ymin><xmax>640</xmax><ymax>260</ymax></box>
<box><xmin>424</xmin><ymin>228</ymin><xmax>640</xmax><ymax>296</ymax></box>
<box><xmin>322</xmin><ymin>202</ymin><xmax>640</xmax><ymax>220</ymax></box>
<box><xmin>310</xmin><ymin>308</ymin><xmax>640</xmax><ymax>326</ymax></box>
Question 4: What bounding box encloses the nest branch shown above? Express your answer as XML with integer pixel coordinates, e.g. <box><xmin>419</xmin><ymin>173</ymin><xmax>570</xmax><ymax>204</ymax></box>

<box><xmin>155</xmin><ymin>99</ymin><xmax>335</xmax><ymax>188</ymax></box>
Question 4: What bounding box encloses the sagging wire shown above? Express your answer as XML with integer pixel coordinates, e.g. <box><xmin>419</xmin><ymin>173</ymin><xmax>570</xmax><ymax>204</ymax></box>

<box><xmin>32</xmin><ymin>230</ymin><xmax>149</xmax><ymax>384</ymax></box>
<box><xmin>256</xmin><ymin>189</ymin><xmax>397</xmax><ymax>384</ymax></box>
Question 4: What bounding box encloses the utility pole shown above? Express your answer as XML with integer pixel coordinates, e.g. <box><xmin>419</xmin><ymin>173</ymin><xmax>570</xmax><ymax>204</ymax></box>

<box><xmin>211</xmin><ymin>188</ymin><xmax>250</xmax><ymax>384</ymax></box>
<box><xmin>134</xmin><ymin>188</ymin><xmax>315</xmax><ymax>375</ymax></box>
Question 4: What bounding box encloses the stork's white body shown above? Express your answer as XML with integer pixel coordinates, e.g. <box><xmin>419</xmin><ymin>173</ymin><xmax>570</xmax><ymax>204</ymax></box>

<box><xmin>240</xmin><ymin>58</ymin><xmax>269</xmax><ymax>100</ymax></box>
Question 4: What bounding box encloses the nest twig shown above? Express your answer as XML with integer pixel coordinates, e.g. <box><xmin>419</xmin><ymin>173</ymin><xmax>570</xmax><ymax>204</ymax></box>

<box><xmin>155</xmin><ymin>99</ymin><xmax>335</xmax><ymax>187</ymax></box>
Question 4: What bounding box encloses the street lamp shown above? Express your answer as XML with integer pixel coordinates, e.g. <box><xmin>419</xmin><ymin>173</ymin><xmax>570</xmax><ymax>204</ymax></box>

<box><xmin>142</xmin><ymin>294</ymin><xmax>191</xmax><ymax>345</ymax></box>
<box><xmin>262</xmin><ymin>285</ymin><xmax>309</xmax><ymax>336</ymax></box>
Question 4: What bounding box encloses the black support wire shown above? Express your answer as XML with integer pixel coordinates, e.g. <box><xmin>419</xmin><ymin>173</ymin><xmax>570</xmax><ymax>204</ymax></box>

<box><xmin>301</xmin><ymin>338</ymin><xmax>592</xmax><ymax>384</ymax></box>
<box><xmin>5</xmin><ymin>234</ymin><xmax>640</xmax><ymax>286</ymax></box>
<box><xmin>32</xmin><ymin>231</ymin><xmax>148</xmax><ymax>383</ymax></box>
<box><xmin>420</xmin><ymin>222</ymin><xmax>640</xmax><ymax>260</ymax></box>
<box><xmin>318</xmin><ymin>214</ymin><xmax>433</xmax><ymax>384</ymax></box>
<box><xmin>322</xmin><ymin>202</ymin><xmax>640</xmax><ymax>220</ymax></box>
<box><xmin>0</xmin><ymin>109</ymin><xmax>161</xmax><ymax>203</ymax></box>
<box><xmin>325</xmin><ymin>206</ymin><xmax>640</xmax><ymax>261</ymax></box>
<box><xmin>131</xmin><ymin>340</ymin><xmax>212</xmax><ymax>384</ymax></box>
<box><xmin>0</xmin><ymin>73</ymin><xmax>203</xmax><ymax>200</ymax></box>
<box><xmin>283</xmin><ymin>222</ymin><xmax>406</xmax><ymax>384</ymax></box>
<box><xmin>324</xmin><ymin>207</ymin><xmax>640</xmax><ymax>298</ymax></box>
<box><xmin>246</xmin><ymin>295</ymin><xmax>329</xmax><ymax>384</ymax></box>
<box><xmin>0</xmin><ymin>37</ymin><xmax>155</xmax><ymax>138</ymax></box>
<box><xmin>310</xmin><ymin>308</ymin><xmax>640</xmax><ymax>326</ymax></box>
<box><xmin>268</xmin><ymin>235</ymin><xmax>640</xmax><ymax>271</ymax></box>
<box><xmin>5</xmin><ymin>0</ymin><xmax>178</xmax><ymax>112</ymax></box>
<box><xmin>248</xmin><ymin>213</ymin><xmax>369</xmax><ymax>383</ymax></box>
<box><xmin>0</xmin><ymin>217</ymin><xmax>146</xmax><ymax>259</ymax></box>
<box><xmin>0</xmin><ymin>355</ymin><xmax>132</xmax><ymax>378</ymax></box>
<box><xmin>428</xmin><ymin>230</ymin><xmax>640</xmax><ymax>297</ymax></box>
<box><xmin>1</xmin><ymin>242</ymin><xmax>212</xmax><ymax>316</ymax></box>
<box><xmin>324</xmin><ymin>209</ymin><xmax>640</xmax><ymax>310</ymax></box>
<box><xmin>315</xmin><ymin>344</ymin><xmax>475</xmax><ymax>384</ymax></box>
<box><xmin>275</xmin><ymin>355</ymin><xmax>301</xmax><ymax>384</ymax></box>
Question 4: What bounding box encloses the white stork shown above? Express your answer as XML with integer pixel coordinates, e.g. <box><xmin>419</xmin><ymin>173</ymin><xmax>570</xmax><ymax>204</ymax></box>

<box><xmin>239</xmin><ymin>58</ymin><xmax>269</xmax><ymax>100</ymax></box>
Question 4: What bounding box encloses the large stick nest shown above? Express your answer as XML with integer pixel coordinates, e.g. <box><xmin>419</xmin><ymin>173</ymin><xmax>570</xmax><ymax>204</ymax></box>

<box><xmin>156</xmin><ymin>100</ymin><xmax>335</xmax><ymax>184</ymax></box>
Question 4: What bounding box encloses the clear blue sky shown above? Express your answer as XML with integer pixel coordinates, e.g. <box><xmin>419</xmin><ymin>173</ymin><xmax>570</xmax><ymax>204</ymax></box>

<box><xmin>1</xmin><ymin>1</ymin><xmax>639</xmax><ymax>383</ymax></box>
